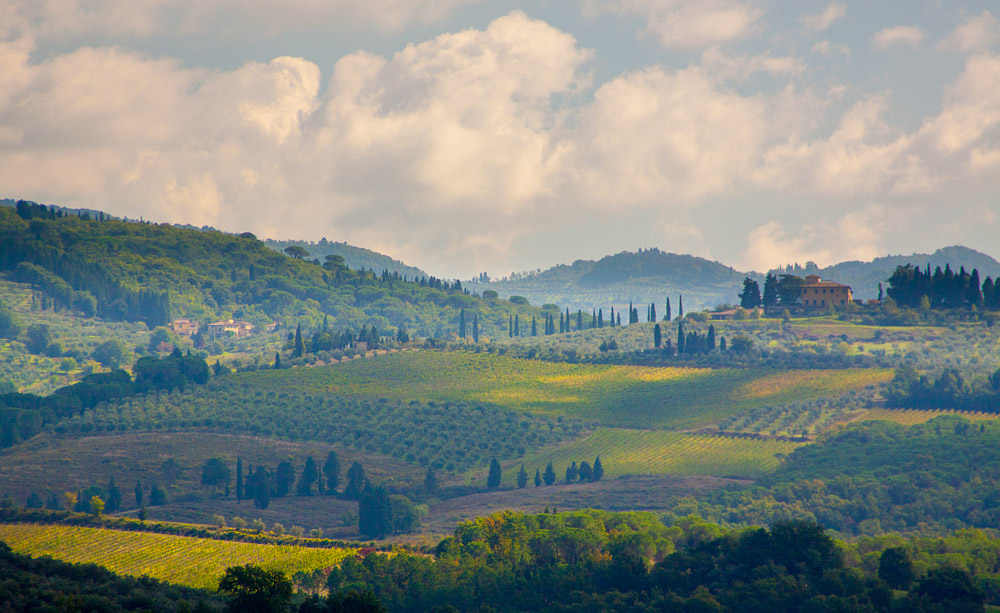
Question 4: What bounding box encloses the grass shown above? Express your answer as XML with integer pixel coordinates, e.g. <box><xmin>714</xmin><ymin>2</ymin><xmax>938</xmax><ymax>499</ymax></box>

<box><xmin>516</xmin><ymin>428</ymin><xmax>805</xmax><ymax>480</ymax></box>
<box><xmin>854</xmin><ymin>408</ymin><xmax>1000</xmax><ymax>426</ymax></box>
<box><xmin>0</xmin><ymin>523</ymin><xmax>354</xmax><ymax>589</ymax></box>
<box><xmin>242</xmin><ymin>351</ymin><xmax>890</xmax><ymax>430</ymax></box>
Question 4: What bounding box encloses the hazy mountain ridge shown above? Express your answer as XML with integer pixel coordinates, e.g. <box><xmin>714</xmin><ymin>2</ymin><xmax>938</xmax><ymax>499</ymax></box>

<box><xmin>482</xmin><ymin>246</ymin><xmax>1000</xmax><ymax>311</ymax></box>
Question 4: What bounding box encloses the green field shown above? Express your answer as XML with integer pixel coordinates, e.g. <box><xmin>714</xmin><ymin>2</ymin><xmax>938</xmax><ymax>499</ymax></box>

<box><xmin>517</xmin><ymin>428</ymin><xmax>804</xmax><ymax>480</ymax></box>
<box><xmin>234</xmin><ymin>351</ymin><xmax>891</xmax><ymax>430</ymax></box>
<box><xmin>0</xmin><ymin>523</ymin><xmax>354</xmax><ymax>589</ymax></box>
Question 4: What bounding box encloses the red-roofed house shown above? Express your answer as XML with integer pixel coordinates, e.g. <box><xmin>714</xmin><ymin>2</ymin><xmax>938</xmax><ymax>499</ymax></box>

<box><xmin>800</xmin><ymin>275</ymin><xmax>852</xmax><ymax>308</ymax></box>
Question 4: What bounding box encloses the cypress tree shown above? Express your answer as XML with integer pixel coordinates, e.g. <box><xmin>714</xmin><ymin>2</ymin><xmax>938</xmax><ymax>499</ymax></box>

<box><xmin>593</xmin><ymin>456</ymin><xmax>604</xmax><ymax>481</ymax></box>
<box><xmin>517</xmin><ymin>464</ymin><xmax>528</xmax><ymax>489</ymax></box>
<box><xmin>323</xmin><ymin>451</ymin><xmax>340</xmax><ymax>494</ymax></box>
<box><xmin>106</xmin><ymin>477</ymin><xmax>121</xmax><ymax>513</ymax></box>
<box><xmin>720</xmin><ymin>337</ymin><xmax>727</xmax><ymax>351</ymax></box>
<box><xmin>509</xmin><ymin>315</ymin><xmax>513</xmax><ymax>338</ymax></box>
<box><xmin>677</xmin><ymin>321</ymin><xmax>685</xmax><ymax>354</ymax></box>
<box><xmin>592</xmin><ymin>309</ymin><xmax>597</xmax><ymax>328</ymax></box>
<box><xmin>274</xmin><ymin>352</ymin><xmax>281</xmax><ymax>369</ymax></box>
<box><xmin>134</xmin><ymin>480</ymin><xmax>143</xmax><ymax>508</ymax></box>
<box><xmin>459</xmin><ymin>309</ymin><xmax>466</xmax><ymax>338</ymax></box>
<box><xmin>566</xmin><ymin>308</ymin><xmax>570</xmax><ymax>332</ymax></box>
<box><xmin>629</xmin><ymin>302</ymin><xmax>633</xmax><ymax>324</ymax></box>
<box><xmin>679</xmin><ymin>295</ymin><xmax>683</xmax><ymax>318</ymax></box>
<box><xmin>650</xmin><ymin>303</ymin><xmax>656</xmax><ymax>322</ymax></box>
<box><xmin>236</xmin><ymin>457</ymin><xmax>244</xmax><ymax>502</ymax></box>
<box><xmin>534</xmin><ymin>468</ymin><xmax>541</xmax><ymax>487</ymax></box>
<box><xmin>707</xmin><ymin>325</ymin><xmax>716</xmax><ymax>350</ymax></box>
<box><xmin>666</xmin><ymin>297</ymin><xmax>671</xmax><ymax>321</ymax></box>
<box><xmin>487</xmin><ymin>458</ymin><xmax>502</xmax><ymax>489</ymax></box>
<box><xmin>473</xmin><ymin>315</ymin><xmax>480</xmax><ymax>343</ymax></box>
<box><xmin>543</xmin><ymin>462</ymin><xmax>556</xmax><ymax>485</ymax></box>
<box><xmin>293</xmin><ymin>324</ymin><xmax>304</xmax><ymax>358</ymax></box>
<box><xmin>532</xmin><ymin>316</ymin><xmax>537</xmax><ymax>336</ymax></box>
<box><xmin>610</xmin><ymin>306</ymin><xmax>615</xmax><ymax>327</ymax></box>
<box><xmin>424</xmin><ymin>466</ymin><xmax>438</xmax><ymax>494</ymax></box>
<box><xmin>514</xmin><ymin>314</ymin><xmax>520</xmax><ymax>336</ymax></box>
<box><xmin>617</xmin><ymin>313</ymin><xmax>621</xmax><ymax>326</ymax></box>
<box><xmin>252</xmin><ymin>467</ymin><xmax>270</xmax><ymax>509</ymax></box>
<box><xmin>565</xmin><ymin>461</ymin><xmax>579</xmax><ymax>483</ymax></box>
<box><xmin>296</xmin><ymin>456</ymin><xmax>318</xmax><ymax>496</ymax></box>
<box><xmin>577</xmin><ymin>309</ymin><xmax>583</xmax><ymax>330</ymax></box>
<box><xmin>598</xmin><ymin>309</ymin><xmax>604</xmax><ymax>328</ymax></box>
<box><xmin>654</xmin><ymin>323</ymin><xmax>662</xmax><ymax>348</ymax></box>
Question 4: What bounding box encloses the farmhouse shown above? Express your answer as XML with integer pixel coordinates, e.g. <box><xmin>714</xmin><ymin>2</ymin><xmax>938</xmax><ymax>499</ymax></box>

<box><xmin>207</xmin><ymin>319</ymin><xmax>254</xmax><ymax>339</ymax></box>
<box><xmin>800</xmin><ymin>275</ymin><xmax>852</xmax><ymax>308</ymax></box>
<box><xmin>168</xmin><ymin>319</ymin><xmax>199</xmax><ymax>337</ymax></box>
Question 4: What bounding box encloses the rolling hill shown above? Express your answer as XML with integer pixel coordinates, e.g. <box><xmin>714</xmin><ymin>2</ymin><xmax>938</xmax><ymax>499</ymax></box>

<box><xmin>264</xmin><ymin>238</ymin><xmax>427</xmax><ymax>279</ymax></box>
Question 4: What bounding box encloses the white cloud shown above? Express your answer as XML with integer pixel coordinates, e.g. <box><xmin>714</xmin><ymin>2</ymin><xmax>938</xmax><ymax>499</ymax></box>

<box><xmin>810</xmin><ymin>40</ymin><xmax>850</xmax><ymax>57</ymax></box>
<box><xmin>700</xmin><ymin>47</ymin><xmax>805</xmax><ymax>81</ymax></box>
<box><xmin>872</xmin><ymin>26</ymin><xmax>924</xmax><ymax>49</ymax></box>
<box><xmin>584</xmin><ymin>0</ymin><xmax>762</xmax><ymax>50</ymax></box>
<box><xmin>742</xmin><ymin>210</ymin><xmax>886</xmax><ymax>272</ymax></box>
<box><xmin>937</xmin><ymin>11</ymin><xmax>1000</xmax><ymax>53</ymax></box>
<box><xmin>802</xmin><ymin>2</ymin><xmax>846</xmax><ymax>32</ymax></box>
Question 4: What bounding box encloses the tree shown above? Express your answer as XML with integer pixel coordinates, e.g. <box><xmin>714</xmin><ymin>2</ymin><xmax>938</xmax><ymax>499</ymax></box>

<box><xmin>0</xmin><ymin>301</ymin><xmax>22</xmax><ymax>340</ymax></box>
<box><xmin>358</xmin><ymin>486</ymin><xmax>393</xmax><ymax>539</ymax></box>
<box><xmin>991</xmin><ymin>368</ymin><xmax>1000</xmax><ymax>392</ymax></box>
<box><xmin>653</xmin><ymin>323</ymin><xmax>662</xmax><ymax>348</ymax></box>
<box><xmin>149</xmin><ymin>483</ymin><xmax>167</xmax><ymax>505</ymax></box>
<box><xmin>323</xmin><ymin>451</ymin><xmax>341</xmax><ymax>494</ymax></box>
<box><xmin>707</xmin><ymin>325</ymin><xmax>716</xmax><ymax>351</ymax></box>
<box><xmin>92</xmin><ymin>339</ymin><xmax>128</xmax><ymax>368</ymax></box>
<box><xmin>878</xmin><ymin>547</ymin><xmax>915</xmax><ymax>590</ymax></box>
<box><xmin>273</xmin><ymin>352</ymin><xmax>281</xmax><ymax>369</ymax></box>
<box><xmin>739</xmin><ymin>277</ymin><xmax>762</xmax><ymax>309</ymax></box>
<box><xmin>911</xmin><ymin>567</ymin><xmax>985</xmax><ymax>611</ymax></box>
<box><xmin>778</xmin><ymin>275</ymin><xmax>804</xmax><ymax>306</ymax></box>
<box><xmin>534</xmin><ymin>468</ymin><xmax>542</xmax><ymax>487</ymax></box>
<box><xmin>344</xmin><ymin>462</ymin><xmax>365</xmax><ymax>499</ymax></box>
<box><xmin>201</xmin><ymin>458</ymin><xmax>230</xmax><ymax>493</ymax></box>
<box><xmin>236</xmin><ymin>457</ymin><xmax>244</xmax><ymax>502</ymax></box>
<box><xmin>531</xmin><ymin>316</ymin><xmax>537</xmax><ymax>337</ymax></box>
<box><xmin>296</xmin><ymin>456</ymin><xmax>319</xmax><ymax>496</ymax></box>
<box><xmin>252</xmin><ymin>467</ymin><xmax>271</xmax><ymax>510</ymax></box>
<box><xmin>459</xmin><ymin>309</ymin><xmax>466</xmax><ymax>338</ymax></box>
<box><xmin>678</xmin><ymin>295</ymin><xmax>683</xmax><ymax>318</ymax></box>
<box><xmin>544</xmin><ymin>462</ymin><xmax>557</xmax><ymax>485</ymax></box>
<box><xmin>762</xmin><ymin>273</ymin><xmax>779</xmax><ymax>307</ymax></box>
<box><xmin>293</xmin><ymin>324</ymin><xmax>304</xmax><ymax>358</ymax></box>
<box><xmin>731</xmin><ymin>335</ymin><xmax>754</xmax><ymax>355</ymax></box>
<box><xmin>89</xmin><ymin>495</ymin><xmax>105</xmax><ymax>517</ymax></box>
<box><xmin>517</xmin><ymin>464</ymin><xmax>528</xmax><ymax>489</ymax></box>
<box><xmin>218</xmin><ymin>564</ymin><xmax>293</xmax><ymax>613</ymax></box>
<box><xmin>565</xmin><ymin>461</ymin><xmax>579</xmax><ymax>483</ymax></box>
<box><xmin>134</xmin><ymin>480</ymin><xmax>143</xmax><ymax>507</ymax></box>
<box><xmin>665</xmin><ymin>297</ymin><xmax>672</xmax><ymax>322</ymax></box>
<box><xmin>283</xmin><ymin>245</ymin><xmax>309</xmax><ymax>260</ymax></box>
<box><xmin>593</xmin><ymin>456</ymin><xmax>604</xmax><ymax>481</ymax></box>
<box><xmin>579</xmin><ymin>461</ymin><xmax>593</xmax><ymax>482</ymax></box>
<box><xmin>273</xmin><ymin>461</ymin><xmax>295</xmax><ymax>497</ymax></box>
<box><xmin>424</xmin><ymin>466</ymin><xmax>438</xmax><ymax>494</ymax></box>
<box><xmin>327</xmin><ymin>590</ymin><xmax>387</xmax><ymax>613</ymax></box>
<box><xmin>106</xmin><ymin>477</ymin><xmax>121</xmax><ymax>513</ymax></box>
<box><xmin>25</xmin><ymin>323</ymin><xmax>52</xmax><ymax>354</ymax></box>
<box><xmin>487</xmin><ymin>458</ymin><xmax>502</xmax><ymax>489</ymax></box>
<box><xmin>676</xmin><ymin>320</ymin><xmax>685</xmax><ymax>354</ymax></box>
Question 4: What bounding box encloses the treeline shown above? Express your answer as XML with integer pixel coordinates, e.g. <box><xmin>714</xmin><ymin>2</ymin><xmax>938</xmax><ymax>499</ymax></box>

<box><xmin>0</xmin><ymin>351</ymin><xmax>209</xmax><ymax>448</ymax></box>
<box><xmin>888</xmin><ymin>263</ymin><xmax>1000</xmax><ymax>310</ymax></box>
<box><xmin>884</xmin><ymin>364</ymin><xmax>1000</xmax><ymax>412</ymax></box>
<box><xmin>0</xmin><ymin>541</ymin><xmax>221</xmax><ymax>612</ymax></box>
<box><xmin>319</xmin><ymin>510</ymin><xmax>988</xmax><ymax>612</ymax></box>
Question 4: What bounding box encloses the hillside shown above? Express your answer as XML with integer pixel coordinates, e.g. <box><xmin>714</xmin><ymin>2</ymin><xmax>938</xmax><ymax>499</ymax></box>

<box><xmin>0</xmin><ymin>201</ymin><xmax>551</xmax><ymax>339</ymax></box>
<box><xmin>480</xmin><ymin>248</ymin><xmax>756</xmax><ymax>312</ymax></box>
<box><xmin>264</xmin><ymin>238</ymin><xmax>427</xmax><ymax>279</ymax></box>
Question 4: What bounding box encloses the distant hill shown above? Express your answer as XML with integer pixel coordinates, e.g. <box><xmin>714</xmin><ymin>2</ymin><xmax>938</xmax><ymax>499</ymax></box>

<box><xmin>264</xmin><ymin>239</ymin><xmax>427</xmax><ymax>279</ymax></box>
<box><xmin>478</xmin><ymin>248</ymin><xmax>758</xmax><ymax>313</ymax></box>
<box><xmin>779</xmin><ymin>246</ymin><xmax>1000</xmax><ymax>300</ymax></box>
<box><xmin>0</xmin><ymin>198</ymin><xmax>120</xmax><ymax>221</ymax></box>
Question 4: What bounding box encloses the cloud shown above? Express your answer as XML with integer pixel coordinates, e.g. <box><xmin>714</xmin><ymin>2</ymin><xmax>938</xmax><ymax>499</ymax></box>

<box><xmin>700</xmin><ymin>47</ymin><xmax>805</xmax><ymax>81</ymax></box>
<box><xmin>872</xmin><ymin>26</ymin><xmax>924</xmax><ymax>49</ymax></box>
<box><xmin>937</xmin><ymin>11</ymin><xmax>1000</xmax><ymax>53</ymax></box>
<box><xmin>810</xmin><ymin>40</ymin><xmax>850</xmax><ymax>57</ymax></box>
<box><xmin>0</xmin><ymin>0</ymin><xmax>479</xmax><ymax>40</ymax></box>
<box><xmin>802</xmin><ymin>2</ymin><xmax>846</xmax><ymax>32</ymax></box>
<box><xmin>742</xmin><ymin>210</ymin><xmax>886</xmax><ymax>272</ymax></box>
<box><xmin>584</xmin><ymin>0</ymin><xmax>762</xmax><ymax>49</ymax></box>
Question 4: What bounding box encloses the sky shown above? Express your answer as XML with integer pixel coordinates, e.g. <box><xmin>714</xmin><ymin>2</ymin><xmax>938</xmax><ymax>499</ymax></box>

<box><xmin>1</xmin><ymin>1</ymin><xmax>998</xmax><ymax>279</ymax></box>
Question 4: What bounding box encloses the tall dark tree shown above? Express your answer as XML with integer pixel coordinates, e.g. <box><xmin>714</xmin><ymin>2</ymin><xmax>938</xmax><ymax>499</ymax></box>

<box><xmin>650</xmin><ymin>303</ymin><xmax>656</xmax><ymax>322</ymax></box>
<box><xmin>707</xmin><ymin>324</ymin><xmax>716</xmax><ymax>351</ymax></box>
<box><xmin>531</xmin><ymin>316</ymin><xmax>537</xmax><ymax>337</ymax></box>
<box><xmin>762</xmin><ymin>273</ymin><xmax>779</xmax><ymax>307</ymax></box>
<box><xmin>514</xmin><ymin>314</ymin><xmax>520</xmax><ymax>336</ymax></box>
<box><xmin>508</xmin><ymin>315</ymin><xmax>513</xmax><ymax>338</ymax></box>
<box><xmin>578</xmin><ymin>461</ymin><xmax>593</xmax><ymax>482</ymax></box>
<box><xmin>543</xmin><ymin>462</ymin><xmax>556</xmax><ymax>486</ymax></box>
<box><xmin>105</xmin><ymin>477</ymin><xmax>121</xmax><ymax>513</ymax></box>
<box><xmin>219</xmin><ymin>565</ymin><xmax>292</xmax><ymax>613</ymax></box>
<box><xmin>598</xmin><ymin>309</ymin><xmax>604</xmax><ymax>328</ymax></box>
<box><xmin>293</xmin><ymin>324</ymin><xmax>304</xmax><ymax>358</ymax></box>
<box><xmin>676</xmin><ymin>320</ymin><xmax>685</xmax><ymax>354</ymax></box>
<box><xmin>459</xmin><ymin>309</ymin><xmax>466</xmax><ymax>338</ymax></box>
<box><xmin>358</xmin><ymin>485</ymin><xmax>393</xmax><ymax>539</ymax></box>
<box><xmin>534</xmin><ymin>468</ymin><xmax>542</xmax><ymax>487</ymax></box>
<box><xmin>516</xmin><ymin>464</ymin><xmax>528</xmax><ymax>489</ymax></box>
<box><xmin>274</xmin><ymin>352</ymin><xmax>281</xmax><ymax>369</ymax></box>
<box><xmin>565</xmin><ymin>461</ymin><xmax>579</xmax><ymax>483</ymax></box>
<box><xmin>323</xmin><ymin>451</ymin><xmax>340</xmax><ymax>495</ymax></box>
<box><xmin>592</xmin><ymin>456</ymin><xmax>604</xmax><ymax>481</ymax></box>
<box><xmin>236</xmin><ymin>457</ymin><xmax>244</xmax><ymax>502</ymax></box>
<box><xmin>487</xmin><ymin>458</ymin><xmax>502</xmax><ymax>489</ymax></box>
<box><xmin>344</xmin><ymin>462</ymin><xmax>365</xmax><ymax>499</ymax></box>
<box><xmin>678</xmin><ymin>295</ymin><xmax>683</xmax><ymax>318</ymax></box>
<box><xmin>296</xmin><ymin>456</ymin><xmax>319</xmax><ymax>496</ymax></box>
<box><xmin>201</xmin><ymin>458</ymin><xmax>230</xmax><ymax>494</ymax></box>
<box><xmin>424</xmin><ymin>466</ymin><xmax>438</xmax><ymax>494</ymax></box>
<box><xmin>653</xmin><ymin>323</ymin><xmax>662</xmax><ymax>348</ymax></box>
<box><xmin>272</xmin><ymin>461</ymin><xmax>295</xmax><ymax>498</ymax></box>
<box><xmin>878</xmin><ymin>547</ymin><xmax>915</xmax><ymax>590</ymax></box>
<box><xmin>665</xmin><ymin>297</ymin><xmax>672</xmax><ymax>322</ymax></box>
<box><xmin>252</xmin><ymin>467</ymin><xmax>270</xmax><ymax>509</ymax></box>
<box><xmin>739</xmin><ymin>277</ymin><xmax>762</xmax><ymax>309</ymax></box>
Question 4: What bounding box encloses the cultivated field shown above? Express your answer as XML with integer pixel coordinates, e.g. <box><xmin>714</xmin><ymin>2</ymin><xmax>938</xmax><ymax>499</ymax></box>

<box><xmin>0</xmin><ymin>523</ymin><xmax>354</xmax><ymax>589</ymax></box>
<box><xmin>853</xmin><ymin>408</ymin><xmax>1000</xmax><ymax>426</ymax></box>
<box><xmin>517</xmin><ymin>429</ymin><xmax>804</xmax><ymax>481</ymax></box>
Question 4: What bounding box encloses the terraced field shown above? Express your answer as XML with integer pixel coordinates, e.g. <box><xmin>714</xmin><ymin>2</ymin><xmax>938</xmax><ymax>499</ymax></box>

<box><xmin>517</xmin><ymin>428</ymin><xmax>804</xmax><ymax>481</ymax></box>
<box><xmin>0</xmin><ymin>523</ymin><xmax>354</xmax><ymax>589</ymax></box>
